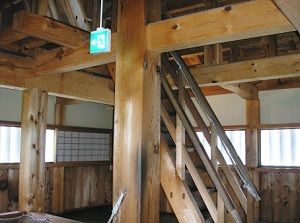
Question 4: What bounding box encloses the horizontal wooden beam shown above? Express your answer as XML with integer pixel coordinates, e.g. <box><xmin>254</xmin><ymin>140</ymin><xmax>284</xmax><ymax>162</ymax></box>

<box><xmin>0</xmin><ymin>67</ymin><xmax>35</xmax><ymax>89</ymax></box>
<box><xmin>0</xmin><ymin>27</ymin><xmax>28</xmax><ymax>46</ymax></box>
<box><xmin>12</xmin><ymin>10</ymin><xmax>89</xmax><ymax>49</ymax></box>
<box><xmin>0</xmin><ymin>52</ymin><xmax>36</xmax><ymax>69</ymax></box>
<box><xmin>190</xmin><ymin>54</ymin><xmax>300</xmax><ymax>87</ymax></box>
<box><xmin>0</xmin><ymin>53</ymin><xmax>36</xmax><ymax>88</ymax></box>
<box><xmin>147</xmin><ymin>0</ymin><xmax>295</xmax><ymax>53</ymax></box>
<box><xmin>36</xmin><ymin>33</ymin><xmax>116</xmax><ymax>75</ymax></box>
<box><xmin>24</xmin><ymin>71</ymin><xmax>115</xmax><ymax>105</ymax></box>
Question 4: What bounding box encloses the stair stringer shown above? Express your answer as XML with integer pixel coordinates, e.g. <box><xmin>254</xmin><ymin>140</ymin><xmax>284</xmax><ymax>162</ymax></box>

<box><xmin>160</xmin><ymin>136</ymin><xmax>206</xmax><ymax>223</ymax></box>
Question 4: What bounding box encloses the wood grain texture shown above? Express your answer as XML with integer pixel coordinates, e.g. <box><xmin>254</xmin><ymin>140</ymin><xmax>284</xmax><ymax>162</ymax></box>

<box><xmin>147</xmin><ymin>0</ymin><xmax>295</xmax><ymax>53</ymax></box>
<box><xmin>13</xmin><ymin>11</ymin><xmax>89</xmax><ymax>49</ymax></box>
<box><xmin>113</xmin><ymin>0</ymin><xmax>161</xmax><ymax>222</ymax></box>
<box><xmin>260</xmin><ymin>172</ymin><xmax>300</xmax><ymax>222</ymax></box>
<box><xmin>0</xmin><ymin>27</ymin><xmax>28</xmax><ymax>46</ymax></box>
<box><xmin>19</xmin><ymin>88</ymin><xmax>48</xmax><ymax>212</ymax></box>
<box><xmin>63</xmin><ymin>165</ymin><xmax>112</xmax><ymax>210</ymax></box>
<box><xmin>190</xmin><ymin>54</ymin><xmax>300</xmax><ymax>87</ymax></box>
<box><xmin>36</xmin><ymin>35</ymin><xmax>116</xmax><ymax>75</ymax></box>
<box><xmin>25</xmin><ymin>71</ymin><xmax>115</xmax><ymax>105</ymax></box>
<box><xmin>52</xmin><ymin>167</ymin><xmax>64</xmax><ymax>214</ymax></box>
<box><xmin>160</xmin><ymin>137</ymin><xmax>206</xmax><ymax>223</ymax></box>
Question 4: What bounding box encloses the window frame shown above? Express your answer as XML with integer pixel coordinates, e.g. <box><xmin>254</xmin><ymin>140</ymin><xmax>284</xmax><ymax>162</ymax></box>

<box><xmin>0</xmin><ymin>121</ymin><xmax>113</xmax><ymax>166</ymax></box>
<box><xmin>259</xmin><ymin>123</ymin><xmax>300</xmax><ymax>168</ymax></box>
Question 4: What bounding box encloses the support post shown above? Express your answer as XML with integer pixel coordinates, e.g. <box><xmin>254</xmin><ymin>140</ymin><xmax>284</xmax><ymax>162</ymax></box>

<box><xmin>19</xmin><ymin>88</ymin><xmax>48</xmax><ymax>212</ymax></box>
<box><xmin>113</xmin><ymin>0</ymin><xmax>161</xmax><ymax>222</ymax></box>
<box><xmin>52</xmin><ymin>97</ymin><xmax>66</xmax><ymax>214</ymax></box>
<box><xmin>246</xmin><ymin>99</ymin><xmax>260</xmax><ymax>223</ymax></box>
<box><xmin>176</xmin><ymin>71</ymin><xmax>185</xmax><ymax>180</ymax></box>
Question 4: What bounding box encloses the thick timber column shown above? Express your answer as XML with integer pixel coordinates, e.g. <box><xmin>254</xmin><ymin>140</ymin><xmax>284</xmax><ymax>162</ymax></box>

<box><xmin>113</xmin><ymin>0</ymin><xmax>161</xmax><ymax>222</ymax></box>
<box><xmin>19</xmin><ymin>88</ymin><xmax>48</xmax><ymax>212</ymax></box>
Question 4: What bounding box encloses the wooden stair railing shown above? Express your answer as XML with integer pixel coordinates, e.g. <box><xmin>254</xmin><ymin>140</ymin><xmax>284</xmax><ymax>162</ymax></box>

<box><xmin>160</xmin><ymin>135</ymin><xmax>207</xmax><ymax>223</ymax></box>
<box><xmin>161</xmin><ymin>104</ymin><xmax>218</xmax><ymax>222</ymax></box>
<box><xmin>170</xmin><ymin>51</ymin><xmax>261</xmax><ymax>202</ymax></box>
<box><xmin>160</xmin><ymin>68</ymin><xmax>242</xmax><ymax>222</ymax></box>
<box><xmin>162</xmin><ymin>53</ymin><xmax>248</xmax><ymax>214</ymax></box>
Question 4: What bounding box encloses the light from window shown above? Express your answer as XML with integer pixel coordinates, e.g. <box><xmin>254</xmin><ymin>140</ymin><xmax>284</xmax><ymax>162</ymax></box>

<box><xmin>261</xmin><ymin>129</ymin><xmax>300</xmax><ymax>166</ymax></box>
<box><xmin>0</xmin><ymin>126</ymin><xmax>21</xmax><ymax>163</ymax></box>
<box><xmin>197</xmin><ymin>130</ymin><xmax>245</xmax><ymax>164</ymax></box>
<box><xmin>45</xmin><ymin>129</ymin><xmax>55</xmax><ymax>162</ymax></box>
<box><xmin>0</xmin><ymin>126</ymin><xmax>55</xmax><ymax>163</ymax></box>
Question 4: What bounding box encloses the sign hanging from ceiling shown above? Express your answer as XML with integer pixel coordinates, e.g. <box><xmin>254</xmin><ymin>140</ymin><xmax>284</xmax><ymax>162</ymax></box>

<box><xmin>90</xmin><ymin>27</ymin><xmax>111</xmax><ymax>54</ymax></box>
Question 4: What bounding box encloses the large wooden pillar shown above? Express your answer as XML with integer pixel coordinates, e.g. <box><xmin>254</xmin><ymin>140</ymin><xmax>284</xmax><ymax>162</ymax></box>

<box><xmin>19</xmin><ymin>88</ymin><xmax>48</xmax><ymax>212</ymax></box>
<box><xmin>113</xmin><ymin>0</ymin><xmax>161</xmax><ymax>222</ymax></box>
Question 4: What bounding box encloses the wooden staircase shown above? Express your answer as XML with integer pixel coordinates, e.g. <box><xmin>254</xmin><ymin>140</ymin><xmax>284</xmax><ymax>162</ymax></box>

<box><xmin>159</xmin><ymin>52</ymin><xmax>261</xmax><ymax>222</ymax></box>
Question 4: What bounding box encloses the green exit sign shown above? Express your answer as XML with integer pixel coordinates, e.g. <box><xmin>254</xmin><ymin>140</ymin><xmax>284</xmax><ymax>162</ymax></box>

<box><xmin>90</xmin><ymin>28</ymin><xmax>111</xmax><ymax>54</ymax></box>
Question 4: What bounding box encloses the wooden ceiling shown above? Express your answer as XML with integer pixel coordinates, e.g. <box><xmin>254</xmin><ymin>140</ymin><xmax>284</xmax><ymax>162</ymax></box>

<box><xmin>0</xmin><ymin>0</ymin><xmax>299</xmax><ymax>103</ymax></box>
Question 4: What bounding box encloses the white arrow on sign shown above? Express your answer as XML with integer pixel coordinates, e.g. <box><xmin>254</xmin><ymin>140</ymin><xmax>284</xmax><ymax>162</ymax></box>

<box><xmin>91</xmin><ymin>39</ymin><xmax>98</xmax><ymax>46</ymax></box>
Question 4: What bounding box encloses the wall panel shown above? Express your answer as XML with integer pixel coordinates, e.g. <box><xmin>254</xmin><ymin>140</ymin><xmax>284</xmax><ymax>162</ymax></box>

<box><xmin>259</xmin><ymin>171</ymin><xmax>300</xmax><ymax>222</ymax></box>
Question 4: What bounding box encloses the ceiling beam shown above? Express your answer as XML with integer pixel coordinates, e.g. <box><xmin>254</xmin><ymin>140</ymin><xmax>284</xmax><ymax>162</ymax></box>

<box><xmin>0</xmin><ymin>27</ymin><xmax>28</xmax><ymax>46</ymax></box>
<box><xmin>0</xmin><ymin>66</ymin><xmax>35</xmax><ymax>89</ymax></box>
<box><xmin>12</xmin><ymin>10</ymin><xmax>89</xmax><ymax>49</ymax></box>
<box><xmin>0</xmin><ymin>52</ymin><xmax>36</xmax><ymax>69</ymax></box>
<box><xmin>189</xmin><ymin>54</ymin><xmax>300</xmax><ymax>87</ymax></box>
<box><xmin>36</xmin><ymin>33</ymin><xmax>116</xmax><ymax>75</ymax></box>
<box><xmin>147</xmin><ymin>0</ymin><xmax>295</xmax><ymax>53</ymax></box>
<box><xmin>274</xmin><ymin>0</ymin><xmax>300</xmax><ymax>34</ymax></box>
<box><xmin>34</xmin><ymin>0</ymin><xmax>296</xmax><ymax>75</ymax></box>
<box><xmin>24</xmin><ymin>71</ymin><xmax>115</xmax><ymax>105</ymax></box>
<box><xmin>0</xmin><ymin>53</ymin><xmax>36</xmax><ymax>88</ymax></box>
<box><xmin>221</xmin><ymin>83</ymin><xmax>258</xmax><ymax>100</ymax></box>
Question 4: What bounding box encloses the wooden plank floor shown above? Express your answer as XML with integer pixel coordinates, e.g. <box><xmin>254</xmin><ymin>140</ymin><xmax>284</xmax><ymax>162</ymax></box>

<box><xmin>59</xmin><ymin>205</ymin><xmax>178</xmax><ymax>223</ymax></box>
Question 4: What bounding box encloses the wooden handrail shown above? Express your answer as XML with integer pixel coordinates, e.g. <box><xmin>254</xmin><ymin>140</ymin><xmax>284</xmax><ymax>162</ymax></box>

<box><xmin>160</xmin><ymin>70</ymin><xmax>242</xmax><ymax>222</ymax></box>
<box><xmin>162</xmin><ymin>53</ymin><xmax>248</xmax><ymax>213</ymax></box>
<box><xmin>170</xmin><ymin>51</ymin><xmax>261</xmax><ymax>201</ymax></box>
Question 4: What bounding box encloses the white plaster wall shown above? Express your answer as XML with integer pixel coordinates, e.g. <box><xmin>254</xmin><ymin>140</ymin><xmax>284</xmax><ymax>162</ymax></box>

<box><xmin>0</xmin><ymin>88</ymin><xmax>113</xmax><ymax>129</ymax></box>
<box><xmin>190</xmin><ymin>93</ymin><xmax>246</xmax><ymax>127</ymax></box>
<box><xmin>2</xmin><ymin>87</ymin><xmax>299</xmax><ymax>128</ymax></box>
<box><xmin>66</xmin><ymin>102</ymin><xmax>113</xmax><ymax>129</ymax></box>
<box><xmin>260</xmin><ymin>88</ymin><xmax>300</xmax><ymax>124</ymax></box>
<box><xmin>0</xmin><ymin>88</ymin><xmax>22</xmax><ymax>122</ymax></box>
<box><xmin>0</xmin><ymin>88</ymin><xmax>56</xmax><ymax>124</ymax></box>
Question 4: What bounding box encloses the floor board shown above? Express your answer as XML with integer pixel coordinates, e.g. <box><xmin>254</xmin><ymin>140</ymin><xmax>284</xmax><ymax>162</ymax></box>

<box><xmin>59</xmin><ymin>205</ymin><xmax>178</xmax><ymax>223</ymax></box>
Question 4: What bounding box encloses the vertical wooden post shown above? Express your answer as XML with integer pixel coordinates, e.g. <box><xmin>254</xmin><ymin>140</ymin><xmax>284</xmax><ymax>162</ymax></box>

<box><xmin>205</xmin><ymin>43</ymin><xmax>226</xmax><ymax>222</ymax></box>
<box><xmin>37</xmin><ymin>0</ymin><xmax>49</xmax><ymax>15</ymax></box>
<box><xmin>113</xmin><ymin>0</ymin><xmax>161</xmax><ymax>222</ymax></box>
<box><xmin>176</xmin><ymin>71</ymin><xmax>185</xmax><ymax>180</ymax></box>
<box><xmin>19</xmin><ymin>88</ymin><xmax>48</xmax><ymax>212</ymax></box>
<box><xmin>246</xmin><ymin>99</ymin><xmax>260</xmax><ymax>223</ymax></box>
<box><xmin>52</xmin><ymin>97</ymin><xmax>66</xmax><ymax>214</ymax></box>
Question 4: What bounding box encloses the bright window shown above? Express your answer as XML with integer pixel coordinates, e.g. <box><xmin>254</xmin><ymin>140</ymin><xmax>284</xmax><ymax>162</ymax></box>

<box><xmin>197</xmin><ymin>130</ymin><xmax>245</xmax><ymax>164</ymax></box>
<box><xmin>261</xmin><ymin>129</ymin><xmax>300</xmax><ymax>166</ymax></box>
<box><xmin>0</xmin><ymin>126</ymin><xmax>55</xmax><ymax>163</ymax></box>
<box><xmin>0</xmin><ymin>126</ymin><xmax>21</xmax><ymax>163</ymax></box>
